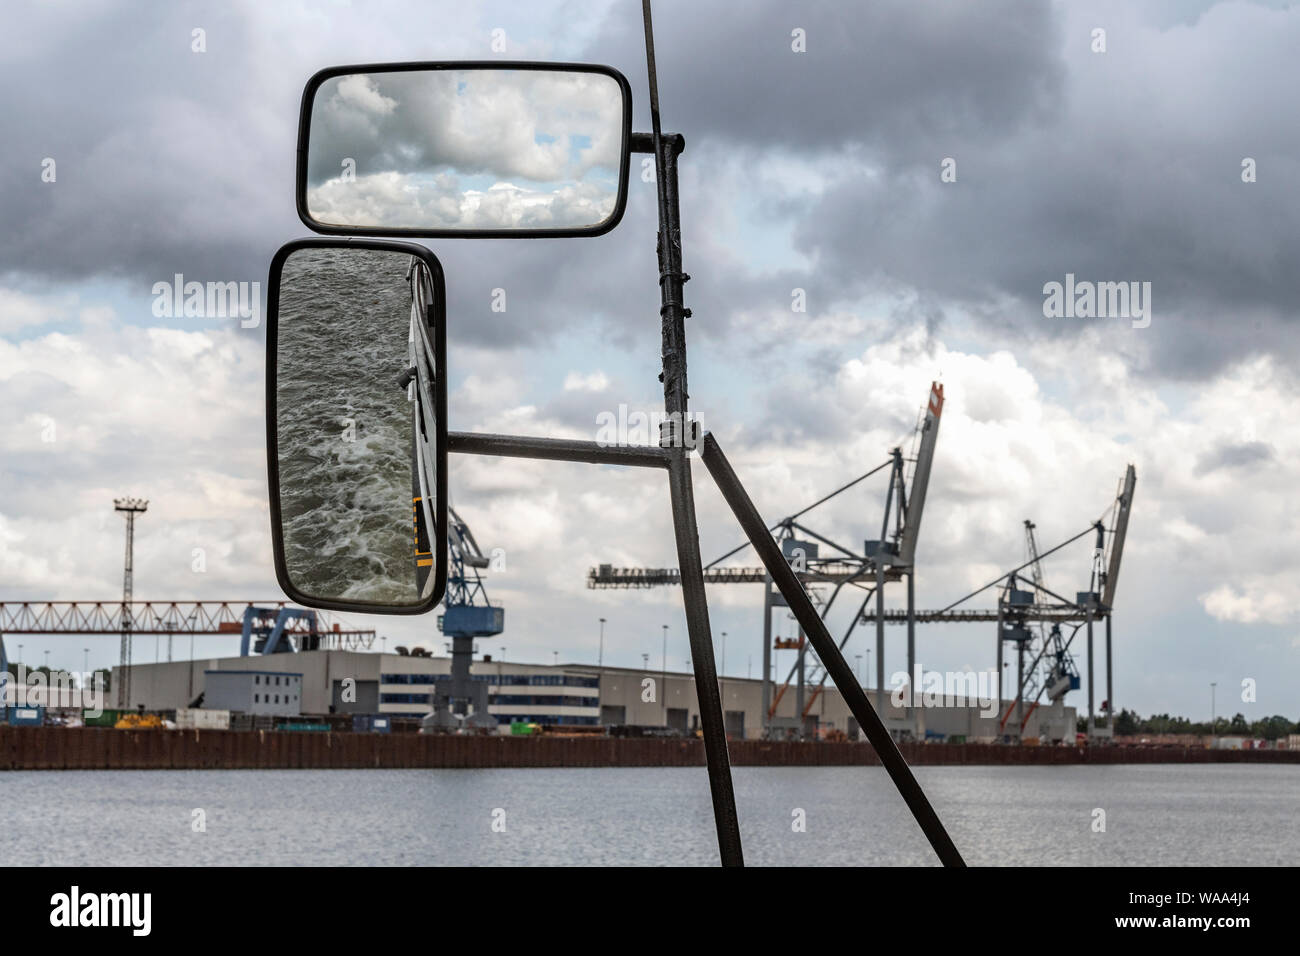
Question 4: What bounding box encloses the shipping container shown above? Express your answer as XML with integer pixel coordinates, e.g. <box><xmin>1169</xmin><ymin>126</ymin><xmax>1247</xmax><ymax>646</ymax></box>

<box><xmin>352</xmin><ymin>714</ymin><xmax>392</xmax><ymax>733</ymax></box>
<box><xmin>82</xmin><ymin>708</ymin><xmax>120</xmax><ymax>727</ymax></box>
<box><xmin>7</xmin><ymin>705</ymin><xmax>45</xmax><ymax>726</ymax></box>
<box><xmin>175</xmin><ymin>708</ymin><xmax>231</xmax><ymax>730</ymax></box>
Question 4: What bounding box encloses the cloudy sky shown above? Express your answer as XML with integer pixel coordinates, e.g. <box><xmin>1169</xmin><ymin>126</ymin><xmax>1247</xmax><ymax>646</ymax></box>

<box><xmin>2</xmin><ymin>0</ymin><xmax>1298</xmax><ymax>722</ymax></box>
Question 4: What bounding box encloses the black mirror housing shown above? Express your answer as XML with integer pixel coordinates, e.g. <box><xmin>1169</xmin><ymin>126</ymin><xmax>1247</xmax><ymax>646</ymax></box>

<box><xmin>266</xmin><ymin>237</ymin><xmax>447</xmax><ymax>614</ymax></box>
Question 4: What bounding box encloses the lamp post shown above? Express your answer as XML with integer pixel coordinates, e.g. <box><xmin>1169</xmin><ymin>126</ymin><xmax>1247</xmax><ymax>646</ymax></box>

<box><xmin>598</xmin><ymin>617</ymin><xmax>606</xmax><ymax>668</ymax></box>
<box><xmin>1210</xmin><ymin>682</ymin><xmax>1217</xmax><ymax>748</ymax></box>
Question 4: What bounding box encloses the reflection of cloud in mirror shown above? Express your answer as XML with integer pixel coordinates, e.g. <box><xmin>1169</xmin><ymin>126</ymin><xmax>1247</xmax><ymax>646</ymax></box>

<box><xmin>308</xmin><ymin>171</ymin><xmax>616</xmax><ymax>229</ymax></box>
<box><xmin>306</xmin><ymin>69</ymin><xmax>622</xmax><ymax>229</ymax></box>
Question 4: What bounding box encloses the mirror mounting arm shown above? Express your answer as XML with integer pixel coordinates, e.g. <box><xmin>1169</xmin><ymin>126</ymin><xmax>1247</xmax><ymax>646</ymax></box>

<box><xmin>630</xmin><ymin>131</ymin><xmax>684</xmax><ymax>155</ymax></box>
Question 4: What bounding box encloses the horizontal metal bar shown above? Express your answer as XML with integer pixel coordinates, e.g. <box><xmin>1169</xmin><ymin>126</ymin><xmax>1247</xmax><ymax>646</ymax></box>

<box><xmin>448</xmin><ymin>431</ymin><xmax>670</xmax><ymax>468</ymax></box>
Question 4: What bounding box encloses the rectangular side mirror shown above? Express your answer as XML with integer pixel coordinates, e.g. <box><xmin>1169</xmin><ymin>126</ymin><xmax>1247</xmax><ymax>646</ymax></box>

<box><xmin>266</xmin><ymin>238</ymin><xmax>447</xmax><ymax>613</ymax></box>
<box><xmin>297</xmin><ymin>62</ymin><xmax>633</xmax><ymax>238</ymax></box>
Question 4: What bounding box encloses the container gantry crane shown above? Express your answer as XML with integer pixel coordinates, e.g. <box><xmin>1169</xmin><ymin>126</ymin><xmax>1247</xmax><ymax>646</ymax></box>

<box><xmin>421</xmin><ymin>504</ymin><xmax>504</xmax><ymax>732</ymax></box>
<box><xmin>589</xmin><ymin>382</ymin><xmax>946</xmax><ymax>739</ymax></box>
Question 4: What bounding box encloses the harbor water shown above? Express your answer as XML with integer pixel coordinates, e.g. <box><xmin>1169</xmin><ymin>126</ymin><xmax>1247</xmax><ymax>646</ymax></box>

<box><xmin>3</xmin><ymin>763</ymin><xmax>1295</xmax><ymax>866</ymax></box>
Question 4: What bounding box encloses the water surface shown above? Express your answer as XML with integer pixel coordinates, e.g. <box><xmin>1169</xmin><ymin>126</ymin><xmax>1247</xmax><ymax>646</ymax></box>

<box><xmin>3</xmin><ymin>764</ymin><xmax>1294</xmax><ymax>866</ymax></box>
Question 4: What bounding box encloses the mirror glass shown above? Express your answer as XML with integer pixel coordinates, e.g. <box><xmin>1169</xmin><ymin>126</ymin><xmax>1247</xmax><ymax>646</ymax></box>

<box><xmin>304</xmin><ymin>67</ymin><xmax>627</xmax><ymax>234</ymax></box>
<box><xmin>273</xmin><ymin>246</ymin><xmax>440</xmax><ymax>608</ymax></box>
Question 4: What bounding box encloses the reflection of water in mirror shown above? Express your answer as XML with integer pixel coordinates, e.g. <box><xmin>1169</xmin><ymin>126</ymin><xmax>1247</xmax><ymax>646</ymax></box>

<box><xmin>276</xmin><ymin>248</ymin><xmax>419</xmax><ymax>604</ymax></box>
<box><xmin>306</xmin><ymin>70</ymin><xmax>623</xmax><ymax>230</ymax></box>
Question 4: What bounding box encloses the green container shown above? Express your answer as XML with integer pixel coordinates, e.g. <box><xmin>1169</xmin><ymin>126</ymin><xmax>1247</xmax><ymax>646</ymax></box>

<box><xmin>510</xmin><ymin>721</ymin><xmax>537</xmax><ymax>736</ymax></box>
<box><xmin>279</xmin><ymin>721</ymin><xmax>330</xmax><ymax>732</ymax></box>
<box><xmin>83</xmin><ymin>709</ymin><xmax>120</xmax><ymax>727</ymax></box>
<box><xmin>948</xmin><ymin>734</ymin><xmax>967</xmax><ymax>745</ymax></box>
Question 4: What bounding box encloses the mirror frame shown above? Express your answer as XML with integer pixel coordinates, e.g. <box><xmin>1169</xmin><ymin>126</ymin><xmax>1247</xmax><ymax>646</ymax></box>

<box><xmin>296</xmin><ymin>61</ymin><xmax>634</xmax><ymax>239</ymax></box>
<box><xmin>265</xmin><ymin>237</ymin><xmax>448</xmax><ymax>614</ymax></box>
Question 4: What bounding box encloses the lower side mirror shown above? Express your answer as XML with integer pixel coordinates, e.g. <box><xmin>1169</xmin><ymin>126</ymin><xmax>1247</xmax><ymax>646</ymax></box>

<box><xmin>266</xmin><ymin>238</ymin><xmax>447</xmax><ymax>613</ymax></box>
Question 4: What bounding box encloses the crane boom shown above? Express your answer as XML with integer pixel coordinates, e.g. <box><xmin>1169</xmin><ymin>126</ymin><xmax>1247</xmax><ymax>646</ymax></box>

<box><xmin>1102</xmin><ymin>464</ymin><xmax>1136</xmax><ymax>609</ymax></box>
<box><xmin>897</xmin><ymin>382</ymin><xmax>943</xmax><ymax>567</ymax></box>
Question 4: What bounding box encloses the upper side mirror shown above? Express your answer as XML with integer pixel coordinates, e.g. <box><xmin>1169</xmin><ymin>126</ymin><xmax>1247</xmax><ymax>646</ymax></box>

<box><xmin>297</xmin><ymin>62</ymin><xmax>633</xmax><ymax>238</ymax></box>
<box><xmin>266</xmin><ymin>238</ymin><xmax>447</xmax><ymax>613</ymax></box>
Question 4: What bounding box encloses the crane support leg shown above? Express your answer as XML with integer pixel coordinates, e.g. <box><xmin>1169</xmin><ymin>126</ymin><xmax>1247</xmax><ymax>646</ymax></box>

<box><xmin>875</xmin><ymin>562</ymin><xmax>885</xmax><ymax>717</ymax></box>
<box><xmin>996</xmin><ymin>602</ymin><xmax>1003</xmax><ymax>714</ymax></box>
<box><xmin>701</xmin><ymin>432</ymin><xmax>965</xmax><ymax>867</ymax></box>
<box><xmin>906</xmin><ymin>571</ymin><xmax>915</xmax><ymax>724</ymax></box>
<box><xmin>1086</xmin><ymin>607</ymin><xmax>1095</xmax><ymax>735</ymax></box>
<box><xmin>1106</xmin><ymin>614</ymin><xmax>1114</xmax><ymax>731</ymax></box>
<box><xmin>795</xmin><ymin>631</ymin><xmax>806</xmax><ymax>737</ymax></box>
<box><xmin>761</xmin><ymin>577</ymin><xmax>773</xmax><ymax>735</ymax></box>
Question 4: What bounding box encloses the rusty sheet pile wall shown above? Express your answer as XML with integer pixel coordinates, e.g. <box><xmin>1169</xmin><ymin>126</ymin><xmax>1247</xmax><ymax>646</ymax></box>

<box><xmin>2</xmin><ymin>727</ymin><xmax>1297</xmax><ymax>771</ymax></box>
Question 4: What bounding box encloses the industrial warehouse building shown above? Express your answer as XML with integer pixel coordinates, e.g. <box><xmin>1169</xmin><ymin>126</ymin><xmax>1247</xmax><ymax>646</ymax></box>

<box><xmin>115</xmin><ymin>649</ymin><xmax>1076</xmax><ymax>742</ymax></box>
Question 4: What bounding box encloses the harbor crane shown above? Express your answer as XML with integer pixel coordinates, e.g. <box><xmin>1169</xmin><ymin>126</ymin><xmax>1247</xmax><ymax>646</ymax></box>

<box><xmin>868</xmin><ymin>464</ymin><xmax>1136</xmax><ymax>741</ymax></box>
<box><xmin>422</xmin><ymin>504</ymin><xmax>504</xmax><ymax>732</ymax></box>
<box><xmin>590</xmin><ymin>382</ymin><xmax>946</xmax><ymax>738</ymax></box>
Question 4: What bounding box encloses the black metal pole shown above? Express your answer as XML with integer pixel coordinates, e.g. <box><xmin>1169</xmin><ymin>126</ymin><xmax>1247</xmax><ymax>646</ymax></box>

<box><xmin>700</xmin><ymin>432</ymin><xmax>965</xmax><ymax>867</ymax></box>
<box><xmin>642</xmin><ymin>0</ymin><xmax>743</xmax><ymax>867</ymax></box>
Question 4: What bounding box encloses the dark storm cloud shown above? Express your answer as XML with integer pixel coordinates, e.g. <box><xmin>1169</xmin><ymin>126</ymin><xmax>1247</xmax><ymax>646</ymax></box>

<box><xmin>586</xmin><ymin>0</ymin><xmax>1300</xmax><ymax>380</ymax></box>
<box><xmin>1194</xmin><ymin>439</ymin><xmax>1275</xmax><ymax>476</ymax></box>
<box><xmin>5</xmin><ymin>0</ymin><xmax>1299</xmax><ymax>383</ymax></box>
<box><xmin>585</xmin><ymin>0</ymin><xmax>1065</xmax><ymax>157</ymax></box>
<box><xmin>0</xmin><ymin>2</ymin><xmax>287</xmax><ymax>285</ymax></box>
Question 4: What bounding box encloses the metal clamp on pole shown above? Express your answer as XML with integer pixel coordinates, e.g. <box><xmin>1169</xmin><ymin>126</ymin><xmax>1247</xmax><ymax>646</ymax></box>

<box><xmin>658</xmin><ymin>417</ymin><xmax>702</xmax><ymax>450</ymax></box>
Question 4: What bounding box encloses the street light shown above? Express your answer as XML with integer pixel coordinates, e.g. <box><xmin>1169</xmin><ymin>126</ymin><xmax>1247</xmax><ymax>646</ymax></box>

<box><xmin>1210</xmin><ymin>682</ymin><xmax>1217</xmax><ymax>747</ymax></box>
<box><xmin>720</xmin><ymin>631</ymin><xmax>727</xmax><ymax>678</ymax></box>
<box><xmin>598</xmin><ymin>617</ymin><xmax>606</xmax><ymax>668</ymax></box>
